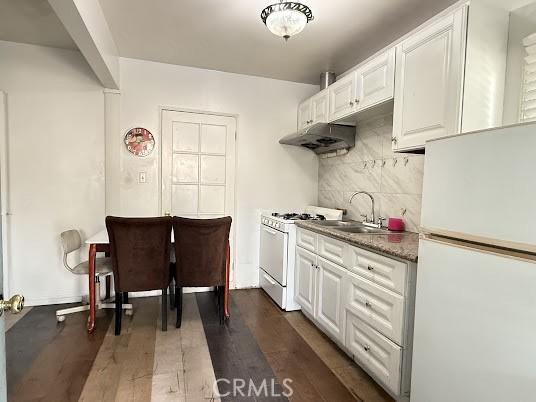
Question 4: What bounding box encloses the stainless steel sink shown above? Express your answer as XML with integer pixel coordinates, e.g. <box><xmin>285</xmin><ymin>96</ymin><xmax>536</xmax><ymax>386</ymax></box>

<box><xmin>313</xmin><ymin>220</ymin><xmax>391</xmax><ymax>235</ymax></box>
<box><xmin>335</xmin><ymin>225</ymin><xmax>391</xmax><ymax>235</ymax></box>
<box><xmin>313</xmin><ymin>220</ymin><xmax>359</xmax><ymax>227</ymax></box>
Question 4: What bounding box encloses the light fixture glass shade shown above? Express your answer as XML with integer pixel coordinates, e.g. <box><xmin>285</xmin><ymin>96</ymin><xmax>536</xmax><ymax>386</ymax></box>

<box><xmin>261</xmin><ymin>2</ymin><xmax>313</xmax><ymax>41</ymax></box>
<box><xmin>266</xmin><ymin>8</ymin><xmax>307</xmax><ymax>39</ymax></box>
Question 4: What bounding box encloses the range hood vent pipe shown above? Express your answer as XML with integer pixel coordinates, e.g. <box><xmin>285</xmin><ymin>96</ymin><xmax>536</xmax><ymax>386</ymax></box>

<box><xmin>320</xmin><ymin>72</ymin><xmax>336</xmax><ymax>90</ymax></box>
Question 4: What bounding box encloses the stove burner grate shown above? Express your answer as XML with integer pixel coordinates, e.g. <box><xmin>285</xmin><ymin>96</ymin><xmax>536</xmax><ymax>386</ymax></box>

<box><xmin>271</xmin><ymin>212</ymin><xmax>326</xmax><ymax>221</ymax></box>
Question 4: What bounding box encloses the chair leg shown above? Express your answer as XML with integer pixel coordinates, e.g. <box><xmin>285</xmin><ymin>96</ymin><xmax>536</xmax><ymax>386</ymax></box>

<box><xmin>123</xmin><ymin>292</ymin><xmax>129</xmax><ymax>303</ymax></box>
<box><xmin>176</xmin><ymin>286</ymin><xmax>183</xmax><ymax>328</ymax></box>
<box><xmin>162</xmin><ymin>288</ymin><xmax>168</xmax><ymax>332</ymax></box>
<box><xmin>218</xmin><ymin>286</ymin><xmax>224</xmax><ymax>325</ymax></box>
<box><xmin>105</xmin><ymin>275</ymin><xmax>111</xmax><ymax>300</ymax></box>
<box><xmin>169</xmin><ymin>279</ymin><xmax>175</xmax><ymax>310</ymax></box>
<box><xmin>115</xmin><ymin>292</ymin><xmax>122</xmax><ymax>336</ymax></box>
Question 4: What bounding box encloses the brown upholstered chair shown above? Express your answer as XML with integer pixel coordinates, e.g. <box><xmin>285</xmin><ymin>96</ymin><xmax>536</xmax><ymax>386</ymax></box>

<box><xmin>172</xmin><ymin>216</ymin><xmax>232</xmax><ymax>327</ymax></box>
<box><xmin>106</xmin><ymin>216</ymin><xmax>173</xmax><ymax>335</ymax></box>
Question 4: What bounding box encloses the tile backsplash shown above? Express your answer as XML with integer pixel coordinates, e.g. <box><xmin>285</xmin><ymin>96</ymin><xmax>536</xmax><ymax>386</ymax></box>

<box><xmin>318</xmin><ymin>114</ymin><xmax>424</xmax><ymax>232</ymax></box>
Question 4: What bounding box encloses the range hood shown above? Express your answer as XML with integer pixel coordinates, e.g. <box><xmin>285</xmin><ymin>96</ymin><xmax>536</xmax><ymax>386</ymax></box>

<box><xmin>279</xmin><ymin>122</ymin><xmax>355</xmax><ymax>154</ymax></box>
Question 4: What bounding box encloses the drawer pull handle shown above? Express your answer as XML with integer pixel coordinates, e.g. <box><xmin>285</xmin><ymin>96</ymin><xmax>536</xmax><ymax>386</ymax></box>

<box><xmin>367</xmin><ymin>265</ymin><xmax>374</xmax><ymax>271</ymax></box>
<box><xmin>363</xmin><ymin>345</ymin><xmax>370</xmax><ymax>352</ymax></box>
<box><xmin>365</xmin><ymin>301</ymin><xmax>372</xmax><ymax>308</ymax></box>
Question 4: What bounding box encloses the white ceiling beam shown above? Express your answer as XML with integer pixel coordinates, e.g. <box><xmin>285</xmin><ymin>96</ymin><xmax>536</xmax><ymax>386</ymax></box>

<box><xmin>48</xmin><ymin>0</ymin><xmax>120</xmax><ymax>89</ymax></box>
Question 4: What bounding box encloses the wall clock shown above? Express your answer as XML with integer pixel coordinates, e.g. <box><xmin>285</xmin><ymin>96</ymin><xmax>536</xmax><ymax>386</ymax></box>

<box><xmin>124</xmin><ymin>127</ymin><xmax>155</xmax><ymax>157</ymax></box>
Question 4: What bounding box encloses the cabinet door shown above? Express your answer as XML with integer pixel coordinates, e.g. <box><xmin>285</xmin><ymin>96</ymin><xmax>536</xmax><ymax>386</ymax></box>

<box><xmin>329</xmin><ymin>73</ymin><xmax>357</xmax><ymax>121</ymax></box>
<box><xmin>295</xmin><ymin>247</ymin><xmax>317</xmax><ymax>316</ymax></box>
<box><xmin>356</xmin><ymin>48</ymin><xmax>395</xmax><ymax>111</ymax></box>
<box><xmin>346</xmin><ymin>311</ymin><xmax>402</xmax><ymax>395</ymax></box>
<box><xmin>311</xmin><ymin>91</ymin><xmax>329</xmax><ymax>124</ymax></box>
<box><xmin>392</xmin><ymin>6</ymin><xmax>467</xmax><ymax>151</ymax></box>
<box><xmin>316</xmin><ymin>257</ymin><xmax>346</xmax><ymax>343</ymax></box>
<box><xmin>298</xmin><ymin>99</ymin><xmax>312</xmax><ymax>130</ymax></box>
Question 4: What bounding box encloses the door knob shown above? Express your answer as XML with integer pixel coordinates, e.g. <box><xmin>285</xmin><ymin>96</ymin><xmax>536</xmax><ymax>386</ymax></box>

<box><xmin>0</xmin><ymin>295</ymin><xmax>24</xmax><ymax>316</ymax></box>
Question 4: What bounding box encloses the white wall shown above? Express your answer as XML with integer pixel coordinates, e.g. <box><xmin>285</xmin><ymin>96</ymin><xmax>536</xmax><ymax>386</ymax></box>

<box><xmin>0</xmin><ymin>41</ymin><xmax>105</xmax><ymax>305</ymax></box>
<box><xmin>116</xmin><ymin>58</ymin><xmax>319</xmax><ymax>288</ymax></box>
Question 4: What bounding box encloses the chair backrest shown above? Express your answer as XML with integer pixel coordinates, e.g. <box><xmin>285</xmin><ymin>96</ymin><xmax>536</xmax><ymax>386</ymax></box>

<box><xmin>60</xmin><ymin>230</ymin><xmax>82</xmax><ymax>271</ymax></box>
<box><xmin>106</xmin><ymin>216</ymin><xmax>172</xmax><ymax>292</ymax></box>
<box><xmin>173</xmin><ymin>216</ymin><xmax>232</xmax><ymax>287</ymax></box>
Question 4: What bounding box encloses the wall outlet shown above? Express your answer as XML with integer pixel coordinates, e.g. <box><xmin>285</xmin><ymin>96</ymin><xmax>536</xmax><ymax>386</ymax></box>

<box><xmin>138</xmin><ymin>171</ymin><xmax>147</xmax><ymax>183</ymax></box>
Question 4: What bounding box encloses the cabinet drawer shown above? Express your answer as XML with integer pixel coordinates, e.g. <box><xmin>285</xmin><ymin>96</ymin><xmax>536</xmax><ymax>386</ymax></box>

<box><xmin>259</xmin><ymin>269</ymin><xmax>286</xmax><ymax>310</ymax></box>
<box><xmin>345</xmin><ymin>271</ymin><xmax>404</xmax><ymax>345</ymax></box>
<box><xmin>296</xmin><ymin>228</ymin><xmax>317</xmax><ymax>252</ymax></box>
<box><xmin>346</xmin><ymin>311</ymin><xmax>401</xmax><ymax>395</ymax></box>
<box><xmin>318</xmin><ymin>234</ymin><xmax>346</xmax><ymax>266</ymax></box>
<box><xmin>344</xmin><ymin>245</ymin><xmax>407</xmax><ymax>295</ymax></box>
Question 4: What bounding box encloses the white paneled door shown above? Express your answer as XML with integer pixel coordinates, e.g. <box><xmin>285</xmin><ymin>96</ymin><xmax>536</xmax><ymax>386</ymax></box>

<box><xmin>161</xmin><ymin>110</ymin><xmax>236</xmax><ymax>279</ymax></box>
<box><xmin>0</xmin><ymin>91</ymin><xmax>7</xmax><ymax>400</ymax></box>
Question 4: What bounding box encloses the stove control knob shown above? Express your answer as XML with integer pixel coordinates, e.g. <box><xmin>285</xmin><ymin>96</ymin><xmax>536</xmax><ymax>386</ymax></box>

<box><xmin>275</xmin><ymin>223</ymin><xmax>280</xmax><ymax>229</ymax></box>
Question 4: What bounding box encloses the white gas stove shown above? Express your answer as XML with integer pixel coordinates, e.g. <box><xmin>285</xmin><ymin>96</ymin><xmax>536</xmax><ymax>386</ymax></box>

<box><xmin>259</xmin><ymin>206</ymin><xmax>343</xmax><ymax>311</ymax></box>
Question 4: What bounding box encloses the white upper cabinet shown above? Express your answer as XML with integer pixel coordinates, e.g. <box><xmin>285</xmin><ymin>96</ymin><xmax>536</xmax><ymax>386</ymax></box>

<box><xmin>328</xmin><ymin>48</ymin><xmax>396</xmax><ymax>123</ymax></box>
<box><xmin>311</xmin><ymin>91</ymin><xmax>329</xmax><ymax>124</ymax></box>
<box><xmin>328</xmin><ymin>73</ymin><xmax>358</xmax><ymax>121</ymax></box>
<box><xmin>356</xmin><ymin>48</ymin><xmax>396</xmax><ymax>111</ymax></box>
<box><xmin>392</xmin><ymin>6</ymin><xmax>467</xmax><ymax>151</ymax></box>
<box><xmin>298</xmin><ymin>89</ymin><xmax>329</xmax><ymax>129</ymax></box>
<box><xmin>298</xmin><ymin>99</ymin><xmax>312</xmax><ymax>130</ymax></box>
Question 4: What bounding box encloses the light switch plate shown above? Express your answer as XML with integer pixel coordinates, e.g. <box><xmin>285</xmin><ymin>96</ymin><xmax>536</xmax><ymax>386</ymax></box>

<box><xmin>138</xmin><ymin>171</ymin><xmax>147</xmax><ymax>183</ymax></box>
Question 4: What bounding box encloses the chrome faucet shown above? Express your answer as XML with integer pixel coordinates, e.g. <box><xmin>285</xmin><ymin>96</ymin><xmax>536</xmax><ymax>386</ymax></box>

<box><xmin>348</xmin><ymin>191</ymin><xmax>384</xmax><ymax>228</ymax></box>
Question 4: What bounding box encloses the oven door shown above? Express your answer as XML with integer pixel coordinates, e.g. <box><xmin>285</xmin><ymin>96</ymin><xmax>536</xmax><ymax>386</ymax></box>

<box><xmin>259</xmin><ymin>224</ymin><xmax>288</xmax><ymax>286</ymax></box>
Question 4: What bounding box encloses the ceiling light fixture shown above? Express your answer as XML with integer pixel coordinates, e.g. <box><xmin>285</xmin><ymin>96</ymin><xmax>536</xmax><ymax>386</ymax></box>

<box><xmin>261</xmin><ymin>1</ymin><xmax>314</xmax><ymax>41</ymax></box>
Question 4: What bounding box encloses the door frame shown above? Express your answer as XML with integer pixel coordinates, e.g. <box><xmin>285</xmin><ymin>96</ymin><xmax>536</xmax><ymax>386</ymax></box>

<box><xmin>158</xmin><ymin>106</ymin><xmax>239</xmax><ymax>288</ymax></box>
<box><xmin>0</xmin><ymin>91</ymin><xmax>9</xmax><ymax>298</ymax></box>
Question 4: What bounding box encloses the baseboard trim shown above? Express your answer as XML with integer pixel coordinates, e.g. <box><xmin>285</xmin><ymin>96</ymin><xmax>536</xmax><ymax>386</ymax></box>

<box><xmin>24</xmin><ymin>296</ymin><xmax>84</xmax><ymax>307</ymax></box>
<box><xmin>25</xmin><ymin>287</ymin><xmax>219</xmax><ymax>306</ymax></box>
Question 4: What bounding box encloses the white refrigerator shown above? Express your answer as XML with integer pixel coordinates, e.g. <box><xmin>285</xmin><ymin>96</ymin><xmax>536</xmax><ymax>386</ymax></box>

<box><xmin>411</xmin><ymin>122</ymin><xmax>536</xmax><ymax>402</ymax></box>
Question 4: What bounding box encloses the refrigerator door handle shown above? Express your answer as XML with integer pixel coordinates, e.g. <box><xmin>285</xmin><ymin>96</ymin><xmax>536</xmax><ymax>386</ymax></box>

<box><xmin>421</xmin><ymin>233</ymin><xmax>536</xmax><ymax>264</ymax></box>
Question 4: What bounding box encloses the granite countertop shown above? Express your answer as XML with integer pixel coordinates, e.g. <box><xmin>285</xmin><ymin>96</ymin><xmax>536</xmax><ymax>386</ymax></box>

<box><xmin>295</xmin><ymin>221</ymin><xmax>420</xmax><ymax>263</ymax></box>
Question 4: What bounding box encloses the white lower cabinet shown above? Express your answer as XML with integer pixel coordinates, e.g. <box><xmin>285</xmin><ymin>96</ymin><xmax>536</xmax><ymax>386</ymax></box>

<box><xmin>346</xmin><ymin>311</ymin><xmax>402</xmax><ymax>394</ymax></box>
<box><xmin>315</xmin><ymin>257</ymin><xmax>346</xmax><ymax>343</ymax></box>
<box><xmin>295</xmin><ymin>246</ymin><xmax>317</xmax><ymax>317</ymax></box>
<box><xmin>294</xmin><ymin>228</ymin><xmax>416</xmax><ymax>401</ymax></box>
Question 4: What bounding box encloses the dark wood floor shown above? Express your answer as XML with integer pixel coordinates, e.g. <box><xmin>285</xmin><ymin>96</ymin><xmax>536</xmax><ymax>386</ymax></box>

<box><xmin>6</xmin><ymin>289</ymin><xmax>393</xmax><ymax>402</ymax></box>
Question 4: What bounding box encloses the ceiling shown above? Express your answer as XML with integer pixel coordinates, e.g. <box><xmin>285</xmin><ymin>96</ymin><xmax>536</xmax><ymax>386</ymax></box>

<box><xmin>98</xmin><ymin>0</ymin><xmax>458</xmax><ymax>83</ymax></box>
<box><xmin>0</xmin><ymin>0</ymin><xmax>460</xmax><ymax>84</ymax></box>
<box><xmin>0</xmin><ymin>0</ymin><xmax>76</xmax><ymax>50</ymax></box>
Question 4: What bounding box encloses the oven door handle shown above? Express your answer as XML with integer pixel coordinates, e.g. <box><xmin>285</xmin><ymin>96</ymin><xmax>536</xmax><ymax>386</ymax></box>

<box><xmin>263</xmin><ymin>274</ymin><xmax>277</xmax><ymax>286</ymax></box>
<box><xmin>262</xmin><ymin>226</ymin><xmax>278</xmax><ymax>235</ymax></box>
